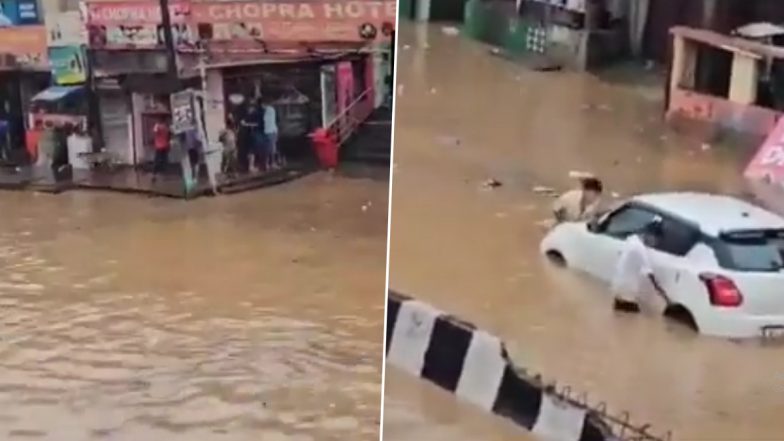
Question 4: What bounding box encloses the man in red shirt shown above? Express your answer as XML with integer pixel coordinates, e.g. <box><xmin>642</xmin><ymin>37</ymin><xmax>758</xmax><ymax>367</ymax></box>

<box><xmin>152</xmin><ymin>119</ymin><xmax>170</xmax><ymax>181</ymax></box>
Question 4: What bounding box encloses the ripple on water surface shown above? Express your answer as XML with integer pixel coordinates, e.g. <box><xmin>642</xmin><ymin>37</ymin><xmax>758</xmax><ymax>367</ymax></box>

<box><xmin>0</xmin><ymin>175</ymin><xmax>387</xmax><ymax>440</ymax></box>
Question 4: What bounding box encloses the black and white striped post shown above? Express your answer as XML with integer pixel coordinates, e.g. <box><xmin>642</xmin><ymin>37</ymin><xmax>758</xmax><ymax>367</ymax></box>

<box><xmin>386</xmin><ymin>291</ymin><xmax>670</xmax><ymax>441</ymax></box>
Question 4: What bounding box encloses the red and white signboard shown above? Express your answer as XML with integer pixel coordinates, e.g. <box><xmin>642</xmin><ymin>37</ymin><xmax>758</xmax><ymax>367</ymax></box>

<box><xmin>85</xmin><ymin>0</ymin><xmax>395</xmax><ymax>47</ymax></box>
<box><xmin>85</xmin><ymin>2</ymin><xmax>192</xmax><ymax>25</ymax></box>
<box><xmin>745</xmin><ymin>117</ymin><xmax>784</xmax><ymax>185</ymax></box>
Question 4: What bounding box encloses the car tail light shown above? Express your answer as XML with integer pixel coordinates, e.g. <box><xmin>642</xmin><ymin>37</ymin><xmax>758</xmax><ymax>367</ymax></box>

<box><xmin>700</xmin><ymin>273</ymin><xmax>744</xmax><ymax>307</ymax></box>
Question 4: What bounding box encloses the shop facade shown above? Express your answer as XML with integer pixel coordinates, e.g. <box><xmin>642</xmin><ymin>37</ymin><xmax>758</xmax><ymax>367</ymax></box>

<box><xmin>83</xmin><ymin>0</ymin><xmax>396</xmax><ymax>167</ymax></box>
<box><xmin>27</xmin><ymin>11</ymin><xmax>91</xmax><ymax>137</ymax></box>
<box><xmin>463</xmin><ymin>0</ymin><xmax>629</xmax><ymax>70</ymax></box>
<box><xmin>198</xmin><ymin>49</ymin><xmax>387</xmax><ymax>162</ymax></box>
<box><xmin>0</xmin><ymin>25</ymin><xmax>50</xmax><ymax>163</ymax></box>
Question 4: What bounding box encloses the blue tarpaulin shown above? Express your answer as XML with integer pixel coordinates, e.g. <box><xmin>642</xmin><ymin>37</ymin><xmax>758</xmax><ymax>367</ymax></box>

<box><xmin>31</xmin><ymin>85</ymin><xmax>83</xmax><ymax>102</ymax></box>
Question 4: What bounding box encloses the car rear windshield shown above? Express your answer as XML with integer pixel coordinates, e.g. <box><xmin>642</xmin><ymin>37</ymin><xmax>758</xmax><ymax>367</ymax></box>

<box><xmin>714</xmin><ymin>230</ymin><xmax>784</xmax><ymax>272</ymax></box>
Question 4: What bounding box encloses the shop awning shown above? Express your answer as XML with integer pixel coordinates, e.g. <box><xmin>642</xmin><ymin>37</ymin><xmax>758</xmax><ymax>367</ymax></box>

<box><xmin>32</xmin><ymin>85</ymin><xmax>83</xmax><ymax>102</ymax></box>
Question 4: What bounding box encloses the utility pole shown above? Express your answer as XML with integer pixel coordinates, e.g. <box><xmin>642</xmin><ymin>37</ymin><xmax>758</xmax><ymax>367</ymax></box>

<box><xmin>158</xmin><ymin>0</ymin><xmax>178</xmax><ymax>84</ymax></box>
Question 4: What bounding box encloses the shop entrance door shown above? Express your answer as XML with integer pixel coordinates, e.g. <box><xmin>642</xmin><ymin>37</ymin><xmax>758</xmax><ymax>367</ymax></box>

<box><xmin>320</xmin><ymin>65</ymin><xmax>337</xmax><ymax>128</ymax></box>
<box><xmin>98</xmin><ymin>90</ymin><xmax>132</xmax><ymax>164</ymax></box>
<box><xmin>429</xmin><ymin>0</ymin><xmax>466</xmax><ymax>22</ymax></box>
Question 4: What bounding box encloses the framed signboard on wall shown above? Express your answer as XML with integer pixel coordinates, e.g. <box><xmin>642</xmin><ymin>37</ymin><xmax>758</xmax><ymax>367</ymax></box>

<box><xmin>170</xmin><ymin>89</ymin><xmax>195</xmax><ymax>134</ymax></box>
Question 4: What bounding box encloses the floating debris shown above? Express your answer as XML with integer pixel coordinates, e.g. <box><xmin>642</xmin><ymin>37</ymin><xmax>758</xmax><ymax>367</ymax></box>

<box><xmin>482</xmin><ymin>178</ymin><xmax>503</xmax><ymax>189</ymax></box>
<box><xmin>568</xmin><ymin>170</ymin><xmax>594</xmax><ymax>179</ymax></box>
<box><xmin>430</xmin><ymin>87</ymin><xmax>437</xmax><ymax>94</ymax></box>
<box><xmin>701</xmin><ymin>142</ymin><xmax>712</xmax><ymax>151</ymax></box>
<box><xmin>441</xmin><ymin>26</ymin><xmax>460</xmax><ymax>36</ymax></box>
<box><xmin>436</xmin><ymin>135</ymin><xmax>461</xmax><ymax>147</ymax></box>
<box><xmin>532</xmin><ymin>185</ymin><xmax>556</xmax><ymax>194</ymax></box>
<box><xmin>533</xmin><ymin>63</ymin><xmax>563</xmax><ymax>72</ymax></box>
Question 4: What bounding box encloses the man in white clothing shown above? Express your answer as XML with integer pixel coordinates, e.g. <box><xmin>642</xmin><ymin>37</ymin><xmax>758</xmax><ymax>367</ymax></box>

<box><xmin>612</xmin><ymin>220</ymin><xmax>671</xmax><ymax>313</ymax></box>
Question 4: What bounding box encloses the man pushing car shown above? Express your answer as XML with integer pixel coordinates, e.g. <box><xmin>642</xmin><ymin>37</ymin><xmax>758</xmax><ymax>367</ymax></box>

<box><xmin>612</xmin><ymin>219</ymin><xmax>672</xmax><ymax>313</ymax></box>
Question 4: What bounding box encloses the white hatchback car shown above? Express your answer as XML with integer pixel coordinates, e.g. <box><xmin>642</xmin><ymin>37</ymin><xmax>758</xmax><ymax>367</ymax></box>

<box><xmin>540</xmin><ymin>192</ymin><xmax>784</xmax><ymax>339</ymax></box>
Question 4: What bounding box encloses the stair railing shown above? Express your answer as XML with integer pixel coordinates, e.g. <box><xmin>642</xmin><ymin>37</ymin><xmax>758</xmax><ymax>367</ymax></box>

<box><xmin>323</xmin><ymin>87</ymin><xmax>375</xmax><ymax>148</ymax></box>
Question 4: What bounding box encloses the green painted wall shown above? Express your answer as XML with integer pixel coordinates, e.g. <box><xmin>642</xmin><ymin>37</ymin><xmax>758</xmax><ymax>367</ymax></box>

<box><xmin>463</xmin><ymin>0</ymin><xmax>541</xmax><ymax>56</ymax></box>
<box><xmin>398</xmin><ymin>0</ymin><xmax>413</xmax><ymax>20</ymax></box>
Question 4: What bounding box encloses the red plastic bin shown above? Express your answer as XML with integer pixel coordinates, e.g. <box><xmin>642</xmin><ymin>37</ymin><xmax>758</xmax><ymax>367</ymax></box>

<box><xmin>310</xmin><ymin>128</ymin><xmax>338</xmax><ymax>169</ymax></box>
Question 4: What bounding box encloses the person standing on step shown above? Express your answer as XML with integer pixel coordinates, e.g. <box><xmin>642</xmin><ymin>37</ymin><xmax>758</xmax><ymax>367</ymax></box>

<box><xmin>252</xmin><ymin>97</ymin><xmax>267</xmax><ymax>172</ymax></box>
<box><xmin>152</xmin><ymin>118</ymin><xmax>171</xmax><ymax>182</ymax></box>
<box><xmin>184</xmin><ymin>126</ymin><xmax>201</xmax><ymax>181</ymax></box>
<box><xmin>37</xmin><ymin>121</ymin><xmax>57</xmax><ymax>170</ymax></box>
<box><xmin>219</xmin><ymin>118</ymin><xmax>238</xmax><ymax>179</ymax></box>
<box><xmin>262</xmin><ymin>96</ymin><xmax>282</xmax><ymax>170</ymax></box>
<box><xmin>240</xmin><ymin>102</ymin><xmax>261</xmax><ymax>173</ymax></box>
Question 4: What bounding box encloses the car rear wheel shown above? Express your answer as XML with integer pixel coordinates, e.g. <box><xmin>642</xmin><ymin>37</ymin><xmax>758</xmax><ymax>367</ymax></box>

<box><xmin>545</xmin><ymin>250</ymin><xmax>567</xmax><ymax>267</ymax></box>
<box><xmin>663</xmin><ymin>304</ymin><xmax>699</xmax><ymax>332</ymax></box>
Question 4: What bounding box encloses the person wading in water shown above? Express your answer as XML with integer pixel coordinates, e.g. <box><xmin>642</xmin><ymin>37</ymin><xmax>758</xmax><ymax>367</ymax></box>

<box><xmin>552</xmin><ymin>177</ymin><xmax>605</xmax><ymax>224</ymax></box>
<box><xmin>611</xmin><ymin>220</ymin><xmax>671</xmax><ymax>313</ymax></box>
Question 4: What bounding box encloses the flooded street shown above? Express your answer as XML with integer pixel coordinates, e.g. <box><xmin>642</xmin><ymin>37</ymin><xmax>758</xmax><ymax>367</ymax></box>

<box><xmin>383</xmin><ymin>368</ymin><xmax>531</xmax><ymax>441</ymax></box>
<box><xmin>387</xmin><ymin>22</ymin><xmax>784</xmax><ymax>440</ymax></box>
<box><xmin>0</xmin><ymin>172</ymin><xmax>388</xmax><ymax>440</ymax></box>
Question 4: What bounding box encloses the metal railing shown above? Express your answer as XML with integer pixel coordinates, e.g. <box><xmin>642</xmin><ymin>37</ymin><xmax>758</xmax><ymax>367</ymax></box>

<box><xmin>323</xmin><ymin>87</ymin><xmax>375</xmax><ymax>147</ymax></box>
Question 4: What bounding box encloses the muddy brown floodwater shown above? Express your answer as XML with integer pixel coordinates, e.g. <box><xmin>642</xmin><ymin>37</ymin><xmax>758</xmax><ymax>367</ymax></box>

<box><xmin>386</xmin><ymin>22</ymin><xmax>784</xmax><ymax>440</ymax></box>
<box><xmin>0</xmin><ymin>172</ymin><xmax>387</xmax><ymax>441</ymax></box>
<box><xmin>383</xmin><ymin>367</ymin><xmax>532</xmax><ymax>441</ymax></box>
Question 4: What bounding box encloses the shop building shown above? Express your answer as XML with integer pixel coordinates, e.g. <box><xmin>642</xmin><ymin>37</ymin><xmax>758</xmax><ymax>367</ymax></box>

<box><xmin>84</xmin><ymin>0</ymin><xmax>395</xmax><ymax>167</ymax></box>
<box><xmin>27</xmin><ymin>10</ymin><xmax>90</xmax><ymax>133</ymax></box>
<box><xmin>0</xmin><ymin>25</ymin><xmax>50</xmax><ymax>163</ymax></box>
<box><xmin>461</xmin><ymin>0</ymin><xmax>631</xmax><ymax>70</ymax></box>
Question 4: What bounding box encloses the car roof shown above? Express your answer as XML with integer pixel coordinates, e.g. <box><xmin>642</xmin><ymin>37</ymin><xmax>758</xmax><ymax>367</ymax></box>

<box><xmin>631</xmin><ymin>192</ymin><xmax>784</xmax><ymax>237</ymax></box>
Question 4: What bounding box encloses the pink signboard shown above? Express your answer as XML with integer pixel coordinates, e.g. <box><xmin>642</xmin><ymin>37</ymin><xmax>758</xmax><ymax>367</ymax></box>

<box><xmin>745</xmin><ymin>117</ymin><xmax>784</xmax><ymax>184</ymax></box>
